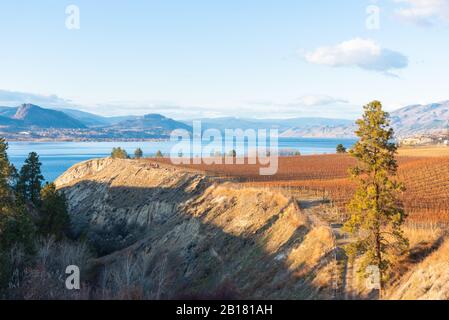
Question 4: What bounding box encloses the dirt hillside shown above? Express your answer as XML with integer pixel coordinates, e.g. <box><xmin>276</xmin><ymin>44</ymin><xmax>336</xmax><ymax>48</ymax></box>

<box><xmin>55</xmin><ymin>158</ymin><xmax>337</xmax><ymax>299</ymax></box>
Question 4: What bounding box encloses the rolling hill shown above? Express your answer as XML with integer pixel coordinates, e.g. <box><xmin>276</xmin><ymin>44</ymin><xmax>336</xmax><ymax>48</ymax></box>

<box><xmin>12</xmin><ymin>104</ymin><xmax>86</xmax><ymax>129</ymax></box>
<box><xmin>390</xmin><ymin>101</ymin><xmax>449</xmax><ymax>137</ymax></box>
<box><xmin>0</xmin><ymin>106</ymin><xmax>19</xmax><ymax>118</ymax></box>
<box><xmin>112</xmin><ymin>113</ymin><xmax>191</xmax><ymax>131</ymax></box>
<box><xmin>0</xmin><ymin>104</ymin><xmax>190</xmax><ymax>138</ymax></box>
<box><xmin>54</xmin><ymin>108</ymin><xmax>140</xmax><ymax>127</ymax></box>
<box><xmin>0</xmin><ymin>115</ymin><xmax>22</xmax><ymax>127</ymax></box>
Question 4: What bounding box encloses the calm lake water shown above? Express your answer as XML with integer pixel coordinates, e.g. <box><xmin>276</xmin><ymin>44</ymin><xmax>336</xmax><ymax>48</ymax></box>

<box><xmin>7</xmin><ymin>138</ymin><xmax>356</xmax><ymax>182</ymax></box>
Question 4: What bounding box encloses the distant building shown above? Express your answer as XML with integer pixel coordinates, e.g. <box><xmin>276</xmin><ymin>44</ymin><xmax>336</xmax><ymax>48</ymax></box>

<box><xmin>400</xmin><ymin>133</ymin><xmax>449</xmax><ymax>146</ymax></box>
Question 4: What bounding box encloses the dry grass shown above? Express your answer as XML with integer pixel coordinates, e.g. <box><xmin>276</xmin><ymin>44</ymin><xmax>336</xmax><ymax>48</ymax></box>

<box><xmin>262</xmin><ymin>203</ymin><xmax>308</xmax><ymax>254</ymax></box>
<box><xmin>287</xmin><ymin>226</ymin><xmax>334</xmax><ymax>272</ymax></box>
<box><xmin>398</xmin><ymin>146</ymin><xmax>449</xmax><ymax>158</ymax></box>
<box><xmin>388</xmin><ymin>238</ymin><xmax>449</xmax><ymax>300</ymax></box>
<box><xmin>402</xmin><ymin>223</ymin><xmax>444</xmax><ymax>249</ymax></box>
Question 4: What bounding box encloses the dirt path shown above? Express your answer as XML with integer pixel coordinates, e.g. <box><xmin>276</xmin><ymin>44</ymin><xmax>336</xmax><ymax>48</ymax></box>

<box><xmin>297</xmin><ymin>198</ymin><xmax>355</xmax><ymax>300</ymax></box>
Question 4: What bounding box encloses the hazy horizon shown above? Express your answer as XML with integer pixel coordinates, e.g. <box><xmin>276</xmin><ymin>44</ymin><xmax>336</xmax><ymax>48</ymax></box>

<box><xmin>3</xmin><ymin>97</ymin><xmax>449</xmax><ymax>122</ymax></box>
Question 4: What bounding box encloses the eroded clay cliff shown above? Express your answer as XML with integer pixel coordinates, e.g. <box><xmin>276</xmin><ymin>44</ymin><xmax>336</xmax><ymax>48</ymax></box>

<box><xmin>55</xmin><ymin>158</ymin><xmax>337</xmax><ymax>299</ymax></box>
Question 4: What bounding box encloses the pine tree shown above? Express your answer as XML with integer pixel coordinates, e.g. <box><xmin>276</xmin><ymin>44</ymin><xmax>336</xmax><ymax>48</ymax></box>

<box><xmin>155</xmin><ymin>150</ymin><xmax>163</xmax><ymax>158</ymax></box>
<box><xmin>336</xmin><ymin>144</ymin><xmax>347</xmax><ymax>154</ymax></box>
<box><xmin>134</xmin><ymin>148</ymin><xmax>143</xmax><ymax>159</ymax></box>
<box><xmin>344</xmin><ymin>101</ymin><xmax>408</xmax><ymax>299</ymax></box>
<box><xmin>38</xmin><ymin>183</ymin><xmax>70</xmax><ymax>239</ymax></box>
<box><xmin>0</xmin><ymin>206</ymin><xmax>36</xmax><ymax>254</ymax></box>
<box><xmin>0</xmin><ymin>140</ymin><xmax>36</xmax><ymax>289</ymax></box>
<box><xmin>0</xmin><ymin>138</ymin><xmax>14</xmax><ymax>214</ymax></box>
<box><xmin>111</xmin><ymin>147</ymin><xmax>129</xmax><ymax>159</ymax></box>
<box><xmin>0</xmin><ymin>201</ymin><xmax>36</xmax><ymax>289</ymax></box>
<box><xmin>17</xmin><ymin>152</ymin><xmax>44</xmax><ymax>206</ymax></box>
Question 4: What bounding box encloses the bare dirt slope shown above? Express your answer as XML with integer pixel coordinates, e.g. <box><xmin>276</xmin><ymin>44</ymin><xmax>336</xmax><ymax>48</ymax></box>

<box><xmin>388</xmin><ymin>238</ymin><xmax>449</xmax><ymax>300</ymax></box>
<box><xmin>55</xmin><ymin>158</ymin><xmax>338</xmax><ymax>299</ymax></box>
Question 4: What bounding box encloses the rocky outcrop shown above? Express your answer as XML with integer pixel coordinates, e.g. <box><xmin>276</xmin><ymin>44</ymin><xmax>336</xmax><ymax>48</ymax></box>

<box><xmin>55</xmin><ymin>159</ymin><xmax>211</xmax><ymax>254</ymax></box>
<box><xmin>55</xmin><ymin>158</ymin><xmax>336</xmax><ymax>299</ymax></box>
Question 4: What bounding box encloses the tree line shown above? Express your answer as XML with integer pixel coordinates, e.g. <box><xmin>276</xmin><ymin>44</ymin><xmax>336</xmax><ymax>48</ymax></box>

<box><xmin>0</xmin><ymin>138</ymin><xmax>70</xmax><ymax>290</ymax></box>
<box><xmin>111</xmin><ymin>147</ymin><xmax>163</xmax><ymax>159</ymax></box>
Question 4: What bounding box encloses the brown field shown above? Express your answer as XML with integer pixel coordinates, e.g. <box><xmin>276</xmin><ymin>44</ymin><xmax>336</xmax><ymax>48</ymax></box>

<box><xmin>157</xmin><ymin>154</ymin><xmax>356</xmax><ymax>181</ymax></box>
<box><xmin>398</xmin><ymin>145</ymin><xmax>449</xmax><ymax>158</ymax></box>
<box><xmin>154</xmin><ymin>151</ymin><xmax>449</xmax><ymax>226</ymax></box>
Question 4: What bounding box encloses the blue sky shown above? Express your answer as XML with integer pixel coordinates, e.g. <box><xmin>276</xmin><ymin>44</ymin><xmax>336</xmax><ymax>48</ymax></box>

<box><xmin>1</xmin><ymin>0</ymin><xmax>449</xmax><ymax>119</ymax></box>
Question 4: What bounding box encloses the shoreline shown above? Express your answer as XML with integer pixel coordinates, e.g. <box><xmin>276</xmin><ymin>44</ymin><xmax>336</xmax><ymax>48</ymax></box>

<box><xmin>4</xmin><ymin>138</ymin><xmax>172</xmax><ymax>143</ymax></box>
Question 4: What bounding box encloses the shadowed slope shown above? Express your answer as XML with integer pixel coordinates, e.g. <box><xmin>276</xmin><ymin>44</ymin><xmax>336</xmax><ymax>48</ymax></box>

<box><xmin>55</xmin><ymin>158</ymin><xmax>337</xmax><ymax>299</ymax></box>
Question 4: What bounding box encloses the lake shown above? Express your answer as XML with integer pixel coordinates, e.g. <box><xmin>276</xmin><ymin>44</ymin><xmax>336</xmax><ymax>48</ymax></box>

<box><xmin>7</xmin><ymin>138</ymin><xmax>356</xmax><ymax>182</ymax></box>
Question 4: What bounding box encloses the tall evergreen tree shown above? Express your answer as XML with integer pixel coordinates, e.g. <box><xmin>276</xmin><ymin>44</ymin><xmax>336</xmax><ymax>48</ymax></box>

<box><xmin>17</xmin><ymin>152</ymin><xmax>44</xmax><ymax>206</ymax></box>
<box><xmin>111</xmin><ymin>147</ymin><xmax>129</xmax><ymax>159</ymax></box>
<box><xmin>344</xmin><ymin>101</ymin><xmax>408</xmax><ymax>298</ymax></box>
<box><xmin>134</xmin><ymin>148</ymin><xmax>143</xmax><ymax>159</ymax></box>
<box><xmin>0</xmin><ymin>139</ymin><xmax>36</xmax><ymax>290</ymax></box>
<box><xmin>38</xmin><ymin>183</ymin><xmax>70</xmax><ymax>239</ymax></box>
<box><xmin>155</xmin><ymin>150</ymin><xmax>163</xmax><ymax>158</ymax></box>
<box><xmin>336</xmin><ymin>144</ymin><xmax>347</xmax><ymax>154</ymax></box>
<box><xmin>0</xmin><ymin>138</ymin><xmax>14</xmax><ymax>215</ymax></box>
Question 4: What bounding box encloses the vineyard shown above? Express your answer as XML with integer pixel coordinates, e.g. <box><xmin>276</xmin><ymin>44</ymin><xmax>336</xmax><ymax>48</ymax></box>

<box><xmin>156</xmin><ymin>154</ymin><xmax>355</xmax><ymax>181</ymax></box>
<box><xmin>399</xmin><ymin>157</ymin><xmax>449</xmax><ymax>224</ymax></box>
<box><xmin>155</xmin><ymin>153</ymin><xmax>449</xmax><ymax>225</ymax></box>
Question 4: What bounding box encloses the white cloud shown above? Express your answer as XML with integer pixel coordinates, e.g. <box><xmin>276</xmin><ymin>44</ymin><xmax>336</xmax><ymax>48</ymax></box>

<box><xmin>245</xmin><ymin>95</ymin><xmax>354</xmax><ymax>118</ymax></box>
<box><xmin>250</xmin><ymin>95</ymin><xmax>348</xmax><ymax>108</ymax></box>
<box><xmin>0</xmin><ymin>89</ymin><xmax>74</xmax><ymax>108</ymax></box>
<box><xmin>303</xmin><ymin>38</ymin><xmax>408</xmax><ymax>75</ymax></box>
<box><xmin>296</xmin><ymin>95</ymin><xmax>348</xmax><ymax>107</ymax></box>
<box><xmin>394</xmin><ymin>0</ymin><xmax>449</xmax><ymax>26</ymax></box>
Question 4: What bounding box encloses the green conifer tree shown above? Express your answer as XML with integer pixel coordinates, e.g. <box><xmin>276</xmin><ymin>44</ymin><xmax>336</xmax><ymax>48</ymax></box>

<box><xmin>155</xmin><ymin>150</ymin><xmax>163</xmax><ymax>158</ymax></box>
<box><xmin>336</xmin><ymin>144</ymin><xmax>347</xmax><ymax>154</ymax></box>
<box><xmin>0</xmin><ymin>138</ymin><xmax>14</xmax><ymax>214</ymax></box>
<box><xmin>344</xmin><ymin>101</ymin><xmax>408</xmax><ymax>299</ymax></box>
<box><xmin>134</xmin><ymin>148</ymin><xmax>143</xmax><ymax>159</ymax></box>
<box><xmin>17</xmin><ymin>152</ymin><xmax>44</xmax><ymax>206</ymax></box>
<box><xmin>38</xmin><ymin>183</ymin><xmax>70</xmax><ymax>239</ymax></box>
<box><xmin>111</xmin><ymin>147</ymin><xmax>129</xmax><ymax>159</ymax></box>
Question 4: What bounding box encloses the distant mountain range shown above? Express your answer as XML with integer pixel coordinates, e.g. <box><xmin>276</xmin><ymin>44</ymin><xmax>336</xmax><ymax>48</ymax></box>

<box><xmin>186</xmin><ymin>101</ymin><xmax>449</xmax><ymax>138</ymax></box>
<box><xmin>390</xmin><ymin>101</ymin><xmax>449</xmax><ymax>137</ymax></box>
<box><xmin>0</xmin><ymin>101</ymin><xmax>448</xmax><ymax>140</ymax></box>
<box><xmin>52</xmin><ymin>108</ymin><xmax>139</xmax><ymax>127</ymax></box>
<box><xmin>111</xmin><ymin>113</ymin><xmax>191</xmax><ymax>131</ymax></box>
<box><xmin>12</xmin><ymin>104</ymin><xmax>86</xmax><ymax>129</ymax></box>
<box><xmin>0</xmin><ymin>104</ymin><xmax>190</xmax><ymax>140</ymax></box>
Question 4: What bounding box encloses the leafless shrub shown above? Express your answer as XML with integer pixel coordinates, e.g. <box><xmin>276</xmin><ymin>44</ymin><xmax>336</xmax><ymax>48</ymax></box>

<box><xmin>4</xmin><ymin>237</ymin><xmax>93</xmax><ymax>300</ymax></box>
<box><xmin>96</xmin><ymin>252</ymin><xmax>149</xmax><ymax>300</ymax></box>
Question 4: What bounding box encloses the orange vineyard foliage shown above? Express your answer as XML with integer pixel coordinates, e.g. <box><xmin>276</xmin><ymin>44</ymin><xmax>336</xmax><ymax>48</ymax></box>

<box><xmin>155</xmin><ymin>154</ymin><xmax>449</xmax><ymax>225</ymax></box>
